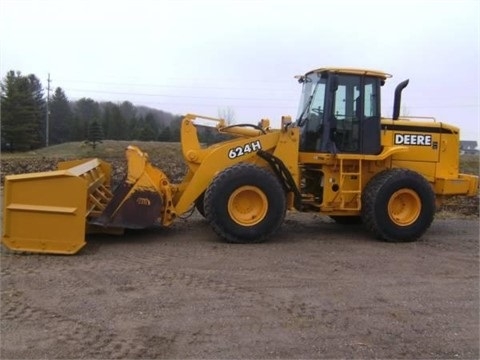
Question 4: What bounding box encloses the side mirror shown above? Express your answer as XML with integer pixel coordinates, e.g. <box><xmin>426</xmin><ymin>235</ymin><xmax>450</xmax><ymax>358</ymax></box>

<box><xmin>295</xmin><ymin>75</ymin><xmax>305</xmax><ymax>84</ymax></box>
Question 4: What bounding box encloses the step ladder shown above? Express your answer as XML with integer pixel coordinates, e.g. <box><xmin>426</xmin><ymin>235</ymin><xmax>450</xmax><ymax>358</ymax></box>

<box><xmin>338</xmin><ymin>158</ymin><xmax>362</xmax><ymax>210</ymax></box>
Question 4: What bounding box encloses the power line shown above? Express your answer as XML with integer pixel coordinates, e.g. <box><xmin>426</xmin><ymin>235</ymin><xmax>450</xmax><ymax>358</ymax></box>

<box><xmin>63</xmin><ymin>87</ymin><xmax>296</xmax><ymax>102</ymax></box>
<box><xmin>66</xmin><ymin>89</ymin><xmax>478</xmax><ymax>110</ymax></box>
<box><xmin>67</xmin><ymin>97</ymin><xmax>297</xmax><ymax>110</ymax></box>
<box><xmin>61</xmin><ymin>87</ymin><xmax>478</xmax><ymax>108</ymax></box>
<box><xmin>57</xmin><ymin>79</ymin><xmax>297</xmax><ymax>92</ymax></box>
<box><xmin>384</xmin><ymin>103</ymin><xmax>479</xmax><ymax>109</ymax></box>
<box><xmin>56</xmin><ymin>76</ymin><xmax>295</xmax><ymax>88</ymax></box>
<box><xmin>53</xmin><ymin>78</ymin><xmax>479</xmax><ymax>102</ymax></box>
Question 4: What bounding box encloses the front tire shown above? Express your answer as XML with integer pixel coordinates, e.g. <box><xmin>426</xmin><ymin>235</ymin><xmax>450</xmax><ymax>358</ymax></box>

<box><xmin>195</xmin><ymin>192</ymin><xmax>206</xmax><ymax>218</ymax></box>
<box><xmin>361</xmin><ymin>168</ymin><xmax>435</xmax><ymax>242</ymax></box>
<box><xmin>204</xmin><ymin>163</ymin><xmax>286</xmax><ymax>243</ymax></box>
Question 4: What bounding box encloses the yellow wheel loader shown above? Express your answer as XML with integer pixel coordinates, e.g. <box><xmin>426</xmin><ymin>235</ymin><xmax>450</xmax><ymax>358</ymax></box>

<box><xmin>2</xmin><ymin>67</ymin><xmax>478</xmax><ymax>254</ymax></box>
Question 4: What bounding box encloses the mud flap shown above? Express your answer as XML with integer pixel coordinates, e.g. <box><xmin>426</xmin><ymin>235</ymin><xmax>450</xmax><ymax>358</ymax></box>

<box><xmin>90</xmin><ymin>181</ymin><xmax>163</xmax><ymax>229</ymax></box>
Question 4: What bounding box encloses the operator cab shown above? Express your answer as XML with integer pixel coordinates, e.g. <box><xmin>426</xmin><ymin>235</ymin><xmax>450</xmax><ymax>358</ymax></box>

<box><xmin>296</xmin><ymin>68</ymin><xmax>391</xmax><ymax>155</ymax></box>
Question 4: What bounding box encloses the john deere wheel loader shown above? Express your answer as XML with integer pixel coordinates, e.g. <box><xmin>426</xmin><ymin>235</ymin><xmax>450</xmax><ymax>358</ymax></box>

<box><xmin>2</xmin><ymin>67</ymin><xmax>478</xmax><ymax>254</ymax></box>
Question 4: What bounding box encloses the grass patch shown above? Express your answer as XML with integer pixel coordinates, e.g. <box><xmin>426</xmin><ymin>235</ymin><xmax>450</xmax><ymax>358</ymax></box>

<box><xmin>460</xmin><ymin>154</ymin><xmax>479</xmax><ymax>175</ymax></box>
<box><xmin>1</xmin><ymin>140</ymin><xmax>182</xmax><ymax>160</ymax></box>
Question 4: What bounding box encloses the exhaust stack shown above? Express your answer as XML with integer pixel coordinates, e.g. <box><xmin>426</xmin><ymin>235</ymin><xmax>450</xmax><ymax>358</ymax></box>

<box><xmin>393</xmin><ymin>79</ymin><xmax>410</xmax><ymax>120</ymax></box>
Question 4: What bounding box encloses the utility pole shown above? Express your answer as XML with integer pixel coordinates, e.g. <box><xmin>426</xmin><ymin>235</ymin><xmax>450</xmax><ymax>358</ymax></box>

<box><xmin>45</xmin><ymin>73</ymin><xmax>51</xmax><ymax>147</ymax></box>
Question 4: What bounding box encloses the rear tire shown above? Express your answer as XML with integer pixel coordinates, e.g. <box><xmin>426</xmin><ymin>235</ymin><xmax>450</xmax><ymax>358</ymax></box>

<box><xmin>361</xmin><ymin>168</ymin><xmax>435</xmax><ymax>242</ymax></box>
<box><xmin>204</xmin><ymin>163</ymin><xmax>286</xmax><ymax>243</ymax></box>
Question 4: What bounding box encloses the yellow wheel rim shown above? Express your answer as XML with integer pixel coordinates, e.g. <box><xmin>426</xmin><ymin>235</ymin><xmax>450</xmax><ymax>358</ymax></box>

<box><xmin>228</xmin><ymin>186</ymin><xmax>268</xmax><ymax>226</ymax></box>
<box><xmin>387</xmin><ymin>189</ymin><xmax>421</xmax><ymax>226</ymax></box>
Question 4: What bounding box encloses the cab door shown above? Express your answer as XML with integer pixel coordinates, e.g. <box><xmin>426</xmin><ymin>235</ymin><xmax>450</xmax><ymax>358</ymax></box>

<box><xmin>332</xmin><ymin>75</ymin><xmax>381</xmax><ymax>155</ymax></box>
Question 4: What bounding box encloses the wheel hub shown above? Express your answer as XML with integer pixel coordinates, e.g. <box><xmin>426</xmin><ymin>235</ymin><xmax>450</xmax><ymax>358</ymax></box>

<box><xmin>228</xmin><ymin>186</ymin><xmax>268</xmax><ymax>226</ymax></box>
<box><xmin>388</xmin><ymin>189</ymin><xmax>421</xmax><ymax>226</ymax></box>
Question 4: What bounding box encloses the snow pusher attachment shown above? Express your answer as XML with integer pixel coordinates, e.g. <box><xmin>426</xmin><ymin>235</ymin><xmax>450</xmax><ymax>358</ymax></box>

<box><xmin>2</xmin><ymin>158</ymin><xmax>113</xmax><ymax>254</ymax></box>
<box><xmin>2</xmin><ymin>146</ymin><xmax>174</xmax><ymax>255</ymax></box>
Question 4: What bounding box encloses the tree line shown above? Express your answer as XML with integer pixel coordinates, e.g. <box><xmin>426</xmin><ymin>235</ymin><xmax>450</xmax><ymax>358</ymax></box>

<box><xmin>1</xmin><ymin>70</ymin><xmax>228</xmax><ymax>151</ymax></box>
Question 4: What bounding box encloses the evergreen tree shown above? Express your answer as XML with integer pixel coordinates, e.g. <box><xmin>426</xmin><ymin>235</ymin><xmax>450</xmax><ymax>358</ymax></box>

<box><xmin>100</xmin><ymin>102</ymin><xmax>129</xmax><ymax>140</ymax></box>
<box><xmin>110</xmin><ymin>105</ymin><xmax>128</xmax><ymax>140</ymax></box>
<box><xmin>1</xmin><ymin>69</ymin><xmax>186</xmax><ymax>147</ymax></box>
<box><xmin>169</xmin><ymin>116</ymin><xmax>182</xmax><ymax>142</ymax></box>
<box><xmin>158</xmin><ymin>126</ymin><xmax>171</xmax><ymax>141</ymax></box>
<box><xmin>27</xmin><ymin>74</ymin><xmax>46</xmax><ymax>145</ymax></box>
<box><xmin>119</xmin><ymin>101</ymin><xmax>136</xmax><ymax>121</ymax></box>
<box><xmin>49</xmin><ymin>87</ymin><xmax>73</xmax><ymax>144</ymax></box>
<box><xmin>1</xmin><ymin>71</ymin><xmax>45</xmax><ymax>150</ymax></box>
<box><xmin>86</xmin><ymin>119</ymin><xmax>103</xmax><ymax>149</ymax></box>
<box><xmin>70</xmin><ymin>115</ymin><xmax>84</xmax><ymax>141</ymax></box>
<box><xmin>72</xmin><ymin>98</ymin><xmax>100</xmax><ymax>140</ymax></box>
<box><xmin>127</xmin><ymin>115</ymin><xmax>139</xmax><ymax>141</ymax></box>
<box><xmin>101</xmin><ymin>102</ymin><xmax>114</xmax><ymax>139</ymax></box>
<box><xmin>117</xmin><ymin>101</ymin><xmax>138</xmax><ymax>140</ymax></box>
<box><xmin>137</xmin><ymin>112</ymin><xmax>159</xmax><ymax>141</ymax></box>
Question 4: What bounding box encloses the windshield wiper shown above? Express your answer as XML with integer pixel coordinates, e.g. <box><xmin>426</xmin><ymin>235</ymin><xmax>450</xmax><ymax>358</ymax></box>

<box><xmin>296</xmin><ymin>94</ymin><xmax>313</xmax><ymax>127</ymax></box>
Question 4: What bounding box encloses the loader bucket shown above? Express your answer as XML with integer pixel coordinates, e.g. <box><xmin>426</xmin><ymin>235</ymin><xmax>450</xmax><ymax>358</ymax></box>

<box><xmin>90</xmin><ymin>181</ymin><xmax>163</xmax><ymax>229</ymax></box>
<box><xmin>90</xmin><ymin>145</ymin><xmax>169</xmax><ymax>229</ymax></box>
<box><xmin>2</xmin><ymin>158</ymin><xmax>113</xmax><ymax>255</ymax></box>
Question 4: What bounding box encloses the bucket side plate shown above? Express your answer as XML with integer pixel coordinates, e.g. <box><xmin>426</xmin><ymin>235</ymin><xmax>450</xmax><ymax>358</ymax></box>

<box><xmin>2</xmin><ymin>173</ymin><xmax>88</xmax><ymax>254</ymax></box>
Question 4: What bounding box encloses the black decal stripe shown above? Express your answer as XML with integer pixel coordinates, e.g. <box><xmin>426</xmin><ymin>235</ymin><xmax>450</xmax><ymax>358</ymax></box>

<box><xmin>382</xmin><ymin>124</ymin><xmax>455</xmax><ymax>134</ymax></box>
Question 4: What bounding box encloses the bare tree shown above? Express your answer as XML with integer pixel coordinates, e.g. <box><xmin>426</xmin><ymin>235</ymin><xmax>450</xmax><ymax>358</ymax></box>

<box><xmin>217</xmin><ymin>106</ymin><xmax>236</xmax><ymax>124</ymax></box>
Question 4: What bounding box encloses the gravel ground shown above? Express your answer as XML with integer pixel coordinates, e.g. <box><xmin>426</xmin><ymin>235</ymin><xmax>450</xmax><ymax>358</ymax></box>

<box><xmin>1</xmin><ymin>213</ymin><xmax>478</xmax><ymax>359</ymax></box>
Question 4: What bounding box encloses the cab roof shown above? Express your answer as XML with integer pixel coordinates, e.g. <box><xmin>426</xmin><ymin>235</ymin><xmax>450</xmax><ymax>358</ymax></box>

<box><xmin>306</xmin><ymin>67</ymin><xmax>392</xmax><ymax>80</ymax></box>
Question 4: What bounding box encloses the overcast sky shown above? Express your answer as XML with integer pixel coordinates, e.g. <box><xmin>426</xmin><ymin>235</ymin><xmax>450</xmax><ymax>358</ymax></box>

<box><xmin>1</xmin><ymin>0</ymin><xmax>479</xmax><ymax>140</ymax></box>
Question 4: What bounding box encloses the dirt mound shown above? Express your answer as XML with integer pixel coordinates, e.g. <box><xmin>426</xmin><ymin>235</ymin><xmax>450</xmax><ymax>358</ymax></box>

<box><xmin>1</xmin><ymin>156</ymin><xmax>187</xmax><ymax>187</ymax></box>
